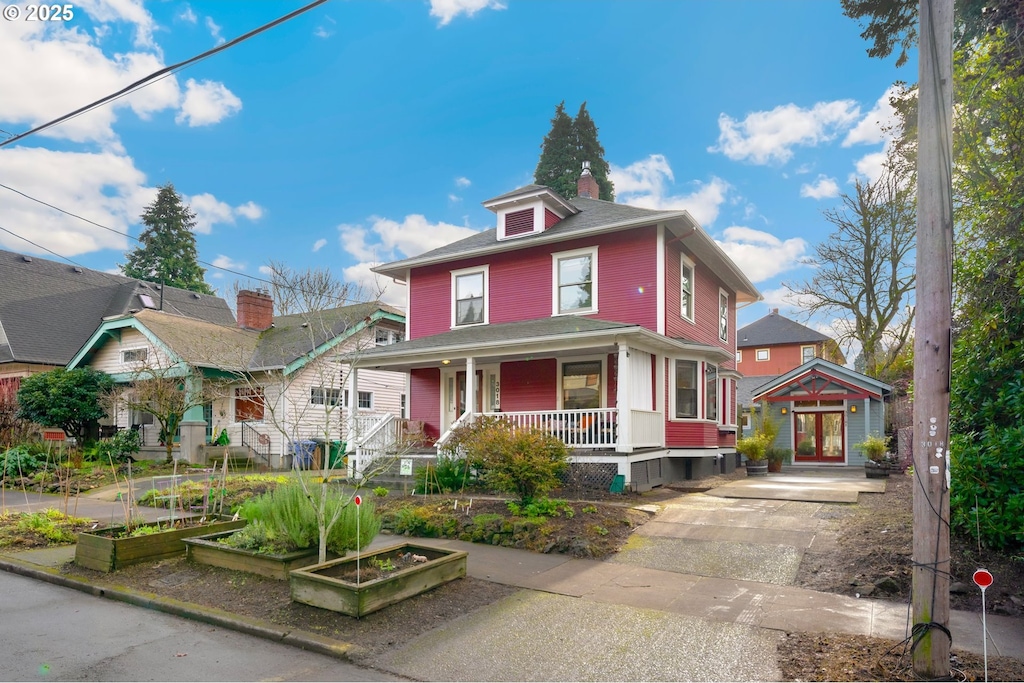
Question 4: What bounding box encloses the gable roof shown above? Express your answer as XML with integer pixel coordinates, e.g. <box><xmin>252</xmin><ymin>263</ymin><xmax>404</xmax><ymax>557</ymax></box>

<box><xmin>69</xmin><ymin>302</ymin><xmax>405</xmax><ymax>377</ymax></box>
<box><xmin>737</xmin><ymin>311</ymin><xmax>831</xmax><ymax>348</ymax></box>
<box><xmin>373</xmin><ymin>191</ymin><xmax>761</xmax><ymax>304</ymax></box>
<box><xmin>0</xmin><ymin>249</ymin><xmax>234</xmax><ymax>367</ymax></box>
<box><xmin>750</xmin><ymin>357</ymin><xmax>891</xmax><ymax>403</ymax></box>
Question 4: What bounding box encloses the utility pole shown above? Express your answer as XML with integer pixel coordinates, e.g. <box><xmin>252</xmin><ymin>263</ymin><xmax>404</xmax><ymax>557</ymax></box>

<box><xmin>912</xmin><ymin>0</ymin><xmax>954</xmax><ymax>678</ymax></box>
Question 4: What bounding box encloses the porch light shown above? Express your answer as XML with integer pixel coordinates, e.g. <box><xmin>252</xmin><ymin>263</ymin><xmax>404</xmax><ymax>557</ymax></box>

<box><xmin>850</xmin><ymin>405</ymin><xmax>857</xmax><ymax>413</ymax></box>
<box><xmin>441</xmin><ymin>359</ymin><xmax>451</xmax><ymax>365</ymax></box>
<box><xmin>780</xmin><ymin>407</ymin><xmax>788</xmax><ymax>415</ymax></box>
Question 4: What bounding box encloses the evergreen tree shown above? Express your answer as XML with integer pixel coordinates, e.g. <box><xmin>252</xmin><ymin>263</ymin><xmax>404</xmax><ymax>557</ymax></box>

<box><xmin>572</xmin><ymin>102</ymin><xmax>615</xmax><ymax>201</ymax></box>
<box><xmin>122</xmin><ymin>183</ymin><xmax>214</xmax><ymax>295</ymax></box>
<box><xmin>533</xmin><ymin>101</ymin><xmax>577</xmax><ymax>199</ymax></box>
<box><xmin>533</xmin><ymin>101</ymin><xmax>615</xmax><ymax>201</ymax></box>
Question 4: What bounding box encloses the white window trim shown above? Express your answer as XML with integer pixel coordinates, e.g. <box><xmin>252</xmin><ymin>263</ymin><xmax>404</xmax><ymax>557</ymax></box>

<box><xmin>719</xmin><ymin>288</ymin><xmax>729</xmax><ymax>343</ymax></box>
<box><xmin>801</xmin><ymin>345</ymin><xmax>815</xmax><ymax>364</ymax></box>
<box><xmin>736</xmin><ymin>350</ymin><xmax>743</xmax><ymax>363</ymax></box>
<box><xmin>756</xmin><ymin>348</ymin><xmax>770</xmax><ymax>362</ymax></box>
<box><xmin>680</xmin><ymin>254</ymin><xmax>695</xmax><ymax>324</ymax></box>
<box><xmin>357</xmin><ymin>390</ymin><xmax>373</xmax><ymax>410</ymax></box>
<box><xmin>121</xmin><ymin>347</ymin><xmax>149</xmax><ymax>364</ymax></box>
<box><xmin>551</xmin><ymin>246</ymin><xmax>598</xmax><ymax>316</ymax></box>
<box><xmin>705</xmin><ymin>361</ymin><xmax>719</xmax><ymax>422</ymax></box>
<box><xmin>668</xmin><ymin>357</ymin><xmax>701</xmax><ymax>421</ymax></box>
<box><xmin>450</xmin><ymin>264</ymin><xmax>489</xmax><ymax>329</ymax></box>
<box><xmin>557</xmin><ymin>355</ymin><xmax>606</xmax><ymax>410</ymax></box>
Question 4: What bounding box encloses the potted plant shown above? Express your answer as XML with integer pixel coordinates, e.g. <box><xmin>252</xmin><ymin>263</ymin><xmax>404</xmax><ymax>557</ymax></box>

<box><xmin>736</xmin><ymin>434</ymin><xmax>770</xmax><ymax>476</ymax></box>
<box><xmin>766</xmin><ymin>446</ymin><xmax>792</xmax><ymax>473</ymax></box>
<box><xmin>856</xmin><ymin>434</ymin><xmax>893</xmax><ymax>478</ymax></box>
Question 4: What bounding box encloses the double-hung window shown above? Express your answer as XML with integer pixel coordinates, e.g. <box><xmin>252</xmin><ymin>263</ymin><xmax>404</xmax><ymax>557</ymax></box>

<box><xmin>680</xmin><ymin>256</ymin><xmax>694</xmax><ymax>322</ymax></box>
<box><xmin>719</xmin><ymin>290</ymin><xmax>729</xmax><ymax>342</ymax></box>
<box><xmin>310</xmin><ymin>387</ymin><xmax>342</xmax><ymax>406</ymax></box>
<box><xmin>705</xmin><ymin>363</ymin><xmax>718</xmax><ymax>421</ymax></box>
<box><xmin>674</xmin><ymin>360</ymin><xmax>698</xmax><ymax>419</ymax></box>
<box><xmin>801</xmin><ymin>345</ymin><xmax>815</xmax><ymax>364</ymax></box>
<box><xmin>452</xmin><ymin>267</ymin><xmax>487</xmax><ymax>327</ymax></box>
<box><xmin>553</xmin><ymin>247</ymin><xmax>597</xmax><ymax>315</ymax></box>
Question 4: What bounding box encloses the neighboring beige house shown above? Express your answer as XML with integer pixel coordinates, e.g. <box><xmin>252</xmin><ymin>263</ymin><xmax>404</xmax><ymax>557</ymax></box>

<box><xmin>68</xmin><ymin>290</ymin><xmax>408</xmax><ymax>467</ymax></box>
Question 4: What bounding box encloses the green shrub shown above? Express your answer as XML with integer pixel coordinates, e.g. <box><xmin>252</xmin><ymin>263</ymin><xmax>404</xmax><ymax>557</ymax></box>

<box><xmin>220</xmin><ymin>519</ymin><xmax>291</xmax><ymax>554</ymax></box>
<box><xmin>236</xmin><ymin>480</ymin><xmax>379</xmax><ymax>554</ymax></box>
<box><xmin>415</xmin><ymin>453</ymin><xmax>478</xmax><ymax>494</ymax></box>
<box><xmin>386</xmin><ymin>505</ymin><xmax>440</xmax><ymax>537</ymax></box>
<box><xmin>506</xmin><ymin>497</ymin><xmax>572</xmax><ymax>518</ymax></box>
<box><xmin>372</xmin><ymin>486</ymin><xmax>389</xmax><ymax>497</ymax></box>
<box><xmin>2</xmin><ymin>446</ymin><xmax>44</xmax><ymax>479</ymax></box>
<box><xmin>950</xmin><ymin>428</ymin><xmax>1024</xmax><ymax>551</ymax></box>
<box><xmin>449</xmin><ymin>418</ymin><xmax>567</xmax><ymax>504</ymax></box>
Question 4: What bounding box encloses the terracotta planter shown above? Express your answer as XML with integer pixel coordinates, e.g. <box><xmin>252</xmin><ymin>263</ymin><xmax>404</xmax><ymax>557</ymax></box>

<box><xmin>75</xmin><ymin>517</ymin><xmax>246</xmax><ymax>573</ymax></box>
<box><xmin>745</xmin><ymin>461</ymin><xmax>769</xmax><ymax>477</ymax></box>
<box><xmin>289</xmin><ymin>542</ymin><xmax>467</xmax><ymax>617</ymax></box>
<box><xmin>767</xmin><ymin>459</ymin><xmax>783</xmax><ymax>473</ymax></box>
<box><xmin>184</xmin><ymin>530</ymin><xmax>335</xmax><ymax>580</ymax></box>
<box><xmin>864</xmin><ymin>461</ymin><xmax>891</xmax><ymax>479</ymax></box>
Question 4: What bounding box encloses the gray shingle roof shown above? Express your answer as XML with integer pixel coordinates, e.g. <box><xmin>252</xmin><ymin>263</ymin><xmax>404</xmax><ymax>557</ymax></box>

<box><xmin>737</xmin><ymin>374</ymin><xmax>780</xmax><ymax>408</ymax></box>
<box><xmin>359</xmin><ymin>316</ymin><xmax>637</xmax><ymax>359</ymax></box>
<box><xmin>0</xmin><ymin>249</ymin><xmax>234</xmax><ymax>367</ymax></box>
<box><xmin>737</xmin><ymin>311</ymin><xmax>831</xmax><ymax>348</ymax></box>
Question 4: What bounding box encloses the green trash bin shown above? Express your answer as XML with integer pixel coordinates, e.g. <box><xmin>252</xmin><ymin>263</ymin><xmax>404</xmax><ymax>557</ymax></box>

<box><xmin>609</xmin><ymin>474</ymin><xmax>626</xmax><ymax>493</ymax></box>
<box><xmin>328</xmin><ymin>440</ymin><xmax>346</xmax><ymax>469</ymax></box>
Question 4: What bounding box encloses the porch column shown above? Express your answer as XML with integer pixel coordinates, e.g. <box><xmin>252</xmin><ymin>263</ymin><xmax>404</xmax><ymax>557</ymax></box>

<box><xmin>864</xmin><ymin>397</ymin><xmax>871</xmax><ymax>435</ymax></box>
<box><xmin>347</xmin><ymin>366</ymin><xmax>359</xmax><ymax>478</ymax></box>
<box><xmin>654</xmin><ymin>353</ymin><xmax>665</xmax><ymax>447</ymax></box>
<box><xmin>616</xmin><ymin>343</ymin><xmax>632</xmax><ymax>453</ymax></box>
<box><xmin>178</xmin><ymin>374</ymin><xmax>206</xmax><ymax>464</ymax></box>
<box><xmin>465</xmin><ymin>357</ymin><xmax>476</xmax><ymax>417</ymax></box>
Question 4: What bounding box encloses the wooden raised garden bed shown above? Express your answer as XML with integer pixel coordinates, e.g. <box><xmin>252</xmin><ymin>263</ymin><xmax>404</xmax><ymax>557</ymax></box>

<box><xmin>183</xmin><ymin>530</ymin><xmax>333</xmax><ymax>580</ymax></box>
<box><xmin>75</xmin><ymin>517</ymin><xmax>246</xmax><ymax>573</ymax></box>
<box><xmin>289</xmin><ymin>542</ymin><xmax>468</xmax><ymax>617</ymax></box>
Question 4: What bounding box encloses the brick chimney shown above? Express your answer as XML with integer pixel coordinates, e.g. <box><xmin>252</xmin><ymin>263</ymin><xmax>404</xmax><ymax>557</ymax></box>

<box><xmin>577</xmin><ymin>161</ymin><xmax>600</xmax><ymax>199</ymax></box>
<box><xmin>237</xmin><ymin>289</ymin><xmax>273</xmax><ymax>331</ymax></box>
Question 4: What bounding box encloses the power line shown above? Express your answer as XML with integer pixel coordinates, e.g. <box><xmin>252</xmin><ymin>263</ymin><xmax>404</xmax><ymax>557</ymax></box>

<box><xmin>0</xmin><ymin>0</ymin><xmax>331</xmax><ymax>149</ymax></box>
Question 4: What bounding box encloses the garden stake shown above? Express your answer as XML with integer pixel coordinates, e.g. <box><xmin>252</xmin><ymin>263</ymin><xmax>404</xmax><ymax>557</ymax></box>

<box><xmin>973</xmin><ymin>568</ymin><xmax>993</xmax><ymax>683</ymax></box>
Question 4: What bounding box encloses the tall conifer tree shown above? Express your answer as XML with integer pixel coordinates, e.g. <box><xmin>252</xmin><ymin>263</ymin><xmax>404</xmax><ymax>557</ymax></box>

<box><xmin>122</xmin><ymin>183</ymin><xmax>214</xmax><ymax>295</ymax></box>
<box><xmin>534</xmin><ymin>101</ymin><xmax>615</xmax><ymax>201</ymax></box>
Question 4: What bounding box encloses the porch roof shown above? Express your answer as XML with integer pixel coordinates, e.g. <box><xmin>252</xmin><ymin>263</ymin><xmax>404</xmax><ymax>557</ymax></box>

<box><xmin>750</xmin><ymin>358</ymin><xmax>892</xmax><ymax>403</ymax></box>
<box><xmin>352</xmin><ymin>316</ymin><xmax>731</xmax><ymax>370</ymax></box>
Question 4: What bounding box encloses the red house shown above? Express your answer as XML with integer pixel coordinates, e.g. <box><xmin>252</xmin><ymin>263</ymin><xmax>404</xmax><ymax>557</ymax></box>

<box><xmin>352</xmin><ymin>168</ymin><xmax>760</xmax><ymax>491</ymax></box>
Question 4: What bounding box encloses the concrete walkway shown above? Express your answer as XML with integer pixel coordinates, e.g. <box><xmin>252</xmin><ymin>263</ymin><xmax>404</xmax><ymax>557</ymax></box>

<box><xmin>2</xmin><ymin>476</ymin><xmax>1022</xmax><ymax>681</ymax></box>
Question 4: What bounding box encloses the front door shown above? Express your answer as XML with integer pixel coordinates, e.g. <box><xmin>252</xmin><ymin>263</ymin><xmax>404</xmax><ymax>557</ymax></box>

<box><xmin>794</xmin><ymin>411</ymin><xmax>845</xmax><ymax>463</ymax></box>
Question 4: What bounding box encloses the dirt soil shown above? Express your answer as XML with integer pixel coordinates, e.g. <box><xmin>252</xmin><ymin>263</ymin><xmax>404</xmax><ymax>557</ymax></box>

<box><xmin>27</xmin><ymin>474</ymin><xmax>1024</xmax><ymax>681</ymax></box>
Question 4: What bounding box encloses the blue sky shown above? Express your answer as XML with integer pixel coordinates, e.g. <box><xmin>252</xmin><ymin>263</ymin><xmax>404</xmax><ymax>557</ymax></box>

<box><xmin>0</xmin><ymin>0</ymin><xmax>913</xmax><ymax>337</ymax></box>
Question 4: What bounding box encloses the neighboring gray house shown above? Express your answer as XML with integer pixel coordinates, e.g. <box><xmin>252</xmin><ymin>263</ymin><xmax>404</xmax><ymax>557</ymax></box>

<box><xmin>0</xmin><ymin>248</ymin><xmax>234</xmax><ymax>412</ymax></box>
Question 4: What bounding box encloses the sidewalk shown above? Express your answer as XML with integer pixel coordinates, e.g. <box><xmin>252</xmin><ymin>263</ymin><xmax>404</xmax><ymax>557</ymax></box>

<box><xmin>2</xmin><ymin>485</ymin><xmax>1022</xmax><ymax>681</ymax></box>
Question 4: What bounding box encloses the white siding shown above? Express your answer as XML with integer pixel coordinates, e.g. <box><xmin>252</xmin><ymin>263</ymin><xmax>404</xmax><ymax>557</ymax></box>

<box><xmin>88</xmin><ymin>329</ymin><xmax>172</xmax><ymax>374</ymax></box>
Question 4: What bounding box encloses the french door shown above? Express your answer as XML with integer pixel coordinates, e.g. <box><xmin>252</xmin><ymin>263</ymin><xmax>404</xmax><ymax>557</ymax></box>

<box><xmin>793</xmin><ymin>411</ymin><xmax>845</xmax><ymax>463</ymax></box>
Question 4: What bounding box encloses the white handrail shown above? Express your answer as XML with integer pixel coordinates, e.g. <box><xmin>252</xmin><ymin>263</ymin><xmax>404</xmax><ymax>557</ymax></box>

<box><xmin>434</xmin><ymin>411</ymin><xmax>474</xmax><ymax>450</ymax></box>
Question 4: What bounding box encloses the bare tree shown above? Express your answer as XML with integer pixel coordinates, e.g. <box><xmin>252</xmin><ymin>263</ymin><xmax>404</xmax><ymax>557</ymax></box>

<box><xmin>785</xmin><ymin>160</ymin><xmax>916</xmax><ymax>378</ymax></box>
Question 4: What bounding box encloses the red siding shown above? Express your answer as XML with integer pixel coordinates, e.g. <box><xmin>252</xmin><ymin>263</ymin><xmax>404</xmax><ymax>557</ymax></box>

<box><xmin>737</xmin><ymin>343</ymin><xmax>807</xmax><ymax>376</ymax></box>
<box><xmin>410</xmin><ymin>368</ymin><xmax>441</xmax><ymax>440</ymax></box>
<box><xmin>665</xmin><ymin>420</ymin><xmax>719</xmax><ymax>448</ymax></box>
<box><xmin>544</xmin><ymin>209</ymin><xmax>560</xmax><ymax>229</ymax></box>
<box><xmin>500</xmin><ymin>359</ymin><xmax>557</xmax><ymax>411</ymax></box>
<box><xmin>409</xmin><ymin>226</ymin><xmax>660</xmax><ymax>339</ymax></box>
<box><xmin>606</xmin><ymin>353</ymin><xmax>617</xmax><ymax>407</ymax></box>
<box><xmin>718</xmin><ymin>431</ymin><xmax>737</xmax><ymax>447</ymax></box>
<box><xmin>664</xmin><ymin>242</ymin><xmax>735</xmax><ymax>371</ymax></box>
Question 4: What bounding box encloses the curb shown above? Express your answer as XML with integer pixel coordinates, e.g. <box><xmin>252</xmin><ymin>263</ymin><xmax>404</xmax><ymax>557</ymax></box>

<box><xmin>0</xmin><ymin>555</ymin><xmax>362</xmax><ymax>662</ymax></box>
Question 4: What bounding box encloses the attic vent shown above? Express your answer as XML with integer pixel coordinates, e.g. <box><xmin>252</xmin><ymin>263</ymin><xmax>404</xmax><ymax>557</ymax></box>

<box><xmin>505</xmin><ymin>208</ymin><xmax>534</xmax><ymax>237</ymax></box>
<box><xmin>73</xmin><ymin>267</ymin><xmax>83</xmax><ymax>273</ymax></box>
<box><xmin>22</xmin><ymin>256</ymin><xmax>32</xmax><ymax>263</ymax></box>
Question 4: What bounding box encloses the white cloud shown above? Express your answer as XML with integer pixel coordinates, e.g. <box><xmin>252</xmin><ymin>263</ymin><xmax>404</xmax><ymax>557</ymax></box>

<box><xmin>186</xmin><ymin>193</ymin><xmax>263</xmax><ymax>234</ymax></box>
<box><xmin>429</xmin><ymin>0</ymin><xmax>506</xmax><ymax>26</ymax></box>
<box><xmin>235</xmin><ymin>201</ymin><xmax>263</xmax><ymax>220</ymax></box>
<box><xmin>258</xmin><ymin>265</ymin><xmax>274</xmax><ymax>276</ymax></box>
<box><xmin>178</xmin><ymin>4</ymin><xmax>197</xmax><ymax>23</ymax></box>
<box><xmin>336</xmin><ymin>214</ymin><xmax>480</xmax><ymax>307</ymax></box>
<box><xmin>314</xmin><ymin>26</ymin><xmax>333</xmax><ymax>39</ymax></box>
<box><xmin>709</xmin><ymin>100</ymin><xmax>861</xmax><ymax>165</ymax></box>
<box><xmin>609</xmin><ymin>154</ymin><xmax>730</xmax><ymax>226</ymax></box>
<box><xmin>455</xmin><ymin>176</ymin><xmax>471</xmax><ymax>188</ymax></box>
<box><xmin>175</xmin><ymin>78</ymin><xmax>242</xmax><ymax>127</ymax></box>
<box><xmin>843</xmin><ymin>85</ymin><xmax>902</xmax><ymax>147</ymax></box>
<box><xmin>312</xmin><ymin>238</ymin><xmax>327</xmax><ymax>252</ymax></box>
<box><xmin>800</xmin><ymin>175</ymin><xmax>840</xmax><ymax>200</ymax></box>
<box><xmin>209</xmin><ymin>254</ymin><xmax>244</xmax><ymax>278</ymax></box>
<box><xmin>851</xmin><ymin>150</ymin><xmax>888</xmax><ymax>184</ymax></box>
<box><xmin>76</xmin><ymin>0</ymin><xmax>157</xmax><ymax>48</ymax></box>
<box><xmin>448</xmin><ymin>193</ymin><xmax>461</xmax><ymax>203</ymax></box>
<box><xmin>0</xmin><ymin>147</ymin><xmax>151</xmax><ymax>256</ymax></box>
<box><xmin>204</xmin><ymin>16</ymin><xmax>224</xmax><ymax>45</ymax></box>
<box><xmin>715</xmin><ymin>226</ymin><xmax>807</xmax><ymax>283</ymax></box>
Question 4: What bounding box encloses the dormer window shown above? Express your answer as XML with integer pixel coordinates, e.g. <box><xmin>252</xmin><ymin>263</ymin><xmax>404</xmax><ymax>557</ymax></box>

<box><xmin>484</xmin><ymin>186</ymin><xmax>578</xmax><ymax>241</ymax></box>
<box><xmin>504</xmin><ymin>208</ymin><xmax>533</xmax><ymax>237</ymax></box>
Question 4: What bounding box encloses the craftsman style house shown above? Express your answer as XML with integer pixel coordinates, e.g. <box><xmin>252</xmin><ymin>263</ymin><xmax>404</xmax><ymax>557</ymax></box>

<box><xmin>67</xmin><ymin>290</ymin><xmax>408</xmax><ymax>468</ymax></box>
<box><xmin>352</xmin><ymin>168</ymin><xmax>761</xmax><ymax>490</ymax></box>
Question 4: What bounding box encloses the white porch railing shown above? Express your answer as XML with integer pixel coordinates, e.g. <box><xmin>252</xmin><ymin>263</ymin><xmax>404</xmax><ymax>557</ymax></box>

<box><xmin>630</xmin><ymin>409</ymin><xmax>663</xmax><ymax>448</ymax></box>
<box><xmin>349</xmin><ymin>413</ymin><xmax>397</xmax><ymax>480</ymax></box>
<box><xmin>435</xmin><ymin>411</ymin><xmax>474</xmax><ymax>451</ymax></box>
<box><xmin>481</xmin><ymin>408</ymin><xmax>620</xmax><ymax>449</ymax></box>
